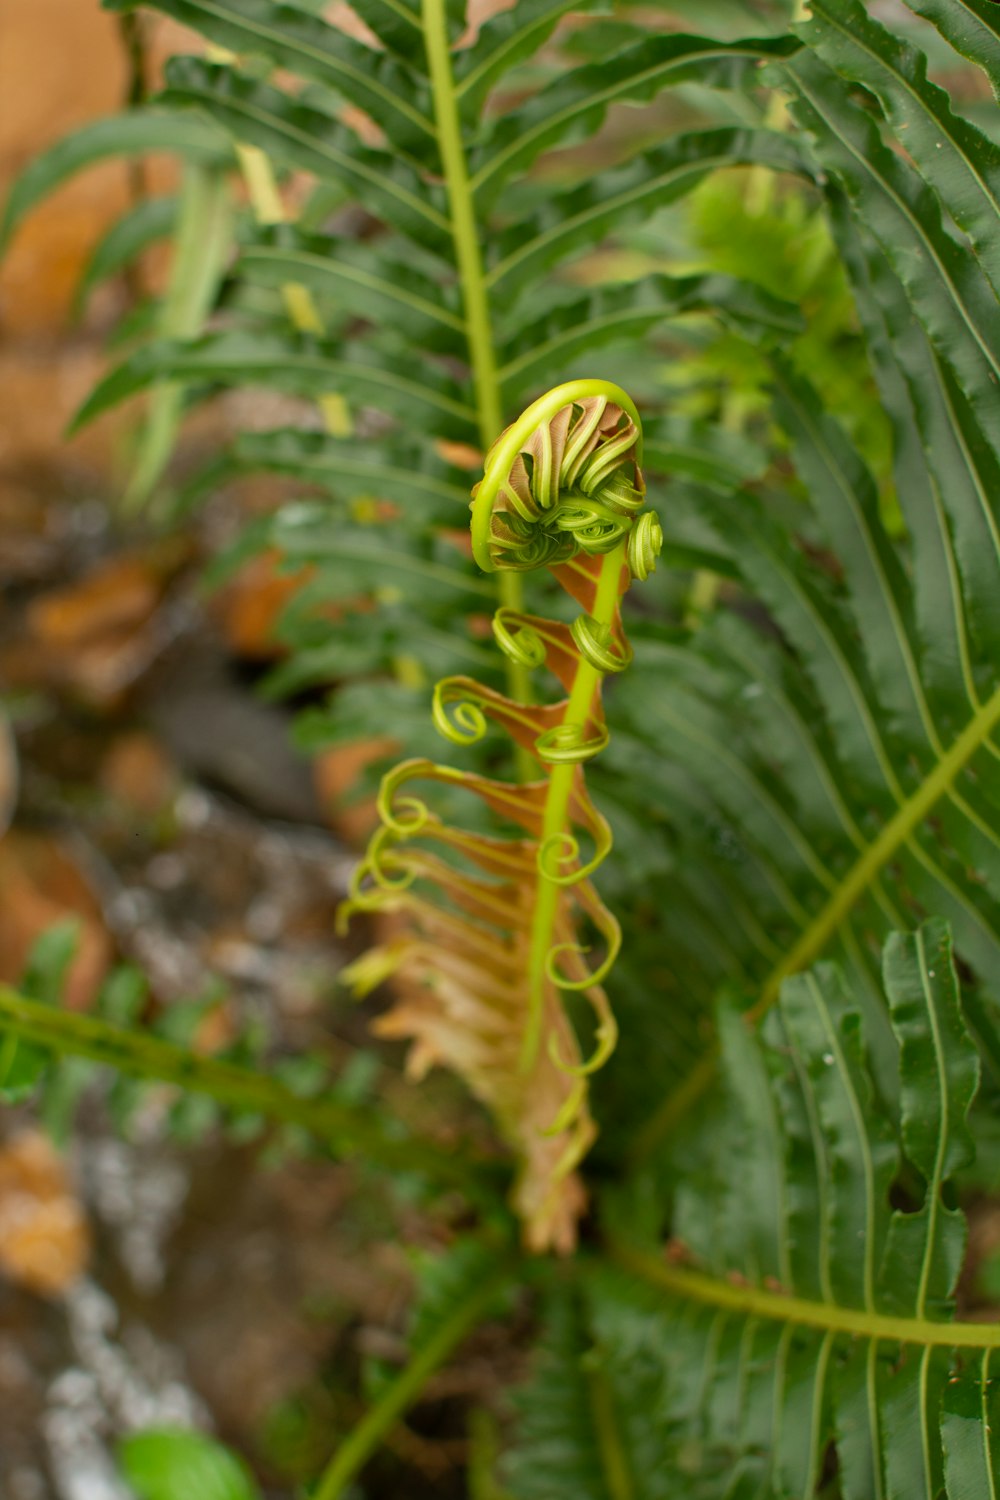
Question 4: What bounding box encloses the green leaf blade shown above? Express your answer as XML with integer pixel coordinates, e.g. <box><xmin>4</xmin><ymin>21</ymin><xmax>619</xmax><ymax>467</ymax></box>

<box><xmin>70</xmin><ymin>331</ymin><xmax>478</xmax><ymax>441</ymax></box>
<box><xmin>901</xmin><ymin>0</ymin><xmax>1000</xmax><ymax>103</ymax></box>
<box><xmin>119</xmin><ymin>1428</ymin><xmax>262</xmax><ymax>1500</ymax></box>
<box><xmin>472</xmin><ymin>32</ymin><xmax>801</xmax><ymax>203</ymax></box>
<box><xmin>0</xmin><ymin>110</ymin><xmax>231</xmax><ymax>254</ymax></box>
<box><xmin>237</xmin><ymin>228</ymin><xmax>466</xmax><ymax>352</ymax></box>
<box><xmin>159</xmin><ymin>57</ymin><xmax>452</xmax><ymax>257</ymax></box>
<box><xmin>804</xmin><ymin>0</ymin><xmax>1000</xmax><ymax>299</ymax></box>
<box><xmin>107</xmin><ymin>0</ymin><xmax>437</xmax><ymax>163</ymax></box>
<box><xmin>941</xmin><ymin>1355</ymin><xmax>1000</xmax><ymax>1500</ymax></box>
<box><xmin>486</xmin><ymin>128</ymin><xmax>811</xmax><ymax>299</ymax></box>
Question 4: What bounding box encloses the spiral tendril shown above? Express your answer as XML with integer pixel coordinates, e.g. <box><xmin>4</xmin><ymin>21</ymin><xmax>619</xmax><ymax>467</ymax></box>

<box><xmin>537</xmin><ymin>816</ymin><xmax>612</xmax><ymax>886</ymax></box>
<box><xmin>627</xmin><ymin>509</ymin><xmax>664</xmax><ymax>582</ymax></box>
<box><xmin>544</xmin><ymin>921</ymin><xmax>621</xmax><ymax>994</ymax></box>
<box><xmin>472</xmin><ymin>387</ymin><xmax>648</xmax><ymax>575</ymax></box>
<box><xmin>548</xmin><ymin>1006</ymin><xmax>617</xmax><ymax>1079</ymax></box>
<box><xmin>492</xmin><ymin>609</ymin><xmax>547</xmax><ymax>669</ymax></box>
<box><xmin>377</xmin><ymin>763</ymin><xmax>434</xmax><ymax>836</ymax></box>
<box><xmin>340</xmin><ymin>381</ymin><xmax>662</xmax><ymax>1255</ymax></box>
<box><xmin>432</xmin><ymin>680</ymin><xmax>489</xmax><ymax>746</ymax></box>
<box><xmin>570</xmin><ymin>614</ymin><xmax>633</xmax><ymax>674</ymax></box>
<box><xmin>534</xmin><ymin>722</ymin><xmax>609</xmax><ymax>765</ymax></box>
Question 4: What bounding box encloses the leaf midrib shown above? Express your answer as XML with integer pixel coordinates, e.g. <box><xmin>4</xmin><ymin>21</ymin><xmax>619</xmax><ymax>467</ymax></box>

<box><xmin>615</xmin><ymin>1243</ymin><xmax>1000</xmax><ymax>1349</ymax></box>
<box><xmin>630</xmin><ymin>686</ymin><xmax>1000</xmax><ymax>1164</ymax></box>
<box><xmin>751</xmin><ymin>681</ymin><xmax>1000</xmax><ymax>1017</ymax></box>
<box><xmin>420</xmin><ymin>0</ymin><xmax>530</xmax><ymax>716</ymax></box>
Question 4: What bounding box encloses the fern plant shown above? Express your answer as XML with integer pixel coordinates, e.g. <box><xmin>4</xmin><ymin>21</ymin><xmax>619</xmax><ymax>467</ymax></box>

<box><xmin>340</xmin><ymin>378</ymin><xmax>661</xmax><ymax>1252</ymax></box>
<box><xmin>4</xmin><ymin>0</ymin><xmax>1000</xmax><ymax>1495</ymax></box>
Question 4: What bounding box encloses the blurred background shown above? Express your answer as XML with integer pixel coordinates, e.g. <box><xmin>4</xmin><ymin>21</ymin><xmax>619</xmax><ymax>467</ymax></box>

<box><xmin>0</xmin><ymin>7</ymin><xmax>494</xmax><ymax>1497</ymax></box>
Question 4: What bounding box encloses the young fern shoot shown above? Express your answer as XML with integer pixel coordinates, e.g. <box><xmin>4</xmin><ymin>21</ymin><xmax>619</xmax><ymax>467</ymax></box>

<box><xmin>339</xmin><ymin>381</ymin><xmax>662</xmax><ymax>1252</ymax></box>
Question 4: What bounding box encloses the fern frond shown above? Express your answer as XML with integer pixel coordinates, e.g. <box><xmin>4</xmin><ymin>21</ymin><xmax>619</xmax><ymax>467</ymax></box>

<box><xmin>454</xmin><ymin>0</ymin><xmax>604</xmax><ymax>117</ymax></box>
<box><xmin>0</xmin><ymin>108</ymin><xmax>231</xmax><ymax>252</ymax></box>
<box><xmin>232</xmin><ymin>428</ymin><xmax>471</xmax><ymax>515</ymax></box>
<box><xmin>519</xmin><ymin>922</ymin><xmax>997</xmax><ymax>1497</ymax></box>
<box><xmin>801</xmin><ymin>0</ymin><xmax>1000</xmax><ymax>297</ymax></box>
<box><xmin>620</xmin><ymin>12</ymin><xmax>1000</xmax><ymax>1154</ymax></box>
<box><xmin>339</xmin><ymin>383</ymin><xmax>661</xmax><ymax>1252</ymax></box>
<box><xmin>497</xmin><ymin>274</ymin><xmax>801</xmax><ymax>399</ymax></box>
<box><xmin>106</xmin><ymin>0</ymin><xmax>439</xmax><ymax>162</ymax></box>
<box><xmin>160</xmin><ymin>57</ymin><xmax>453</xmax><ymax>254</ymax></box>
<box><xmin>72</xmin><ymin>330</ymin><xmax>479</xmax><ymax>439</ymax></box>
<box><xmin>900</xmin><ymin>0</ymin><xmax>1000</xmax><ymax>102</ymax></box>
<box><xmin>73</xmin><ymin>194</ymin><xmax>178</xmax><ymax>315</ymax></box>
<box><xmin>238</xmin><ymin>229</ymin><xmax>467</xmax><ymax>352</ymax></box>
<box><xmin>486</xmin><ymin>129</ymin><xmax>809</xmax><ymax>299</ymax></box>
<box><xmin>470</xmin><ymin>31</ymin><xmax>800</xmax><ymax>204</ymax></box>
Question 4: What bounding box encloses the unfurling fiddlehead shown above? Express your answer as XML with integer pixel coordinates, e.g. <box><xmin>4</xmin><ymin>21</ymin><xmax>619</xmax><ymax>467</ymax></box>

<box><xmin>339</xmin><ymin>382</ymin><xmax>662</xmax><ymax>1253</ymax></box>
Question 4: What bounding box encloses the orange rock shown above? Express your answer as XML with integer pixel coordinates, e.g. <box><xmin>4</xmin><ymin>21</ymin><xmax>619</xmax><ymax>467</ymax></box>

<box><xmin>99</xmin><ymin>731</ymin><xmax>178</xmax><ymax>817</ymax></box>
<box><xmin>0</xmin><ymin>832</ymin><xmax>111</xmax><ymax>1012</ymax></box>
<box><xmin>211</xmin><ymin>550</ymin><xmax>314</xmax><ymax>661</ymax></box>
<box><xmin>0</xmin><ymin>0</ymin><xmax>128</xmax><ymax>335</ymax></box>
<box><xmin>15</xmin><ymin>542</ymin><xmax>192</xmax><ymax>708</ymax></box>
<box><xmin>0</xmin><ymin>3</ymin><xmax>194</xmax><ymax>337</ymax></box>
<box><xmin>26</xmin><ymin>555</ymin><xmax>161</xmax><ymax>646</ymax></box>
<box><xmin>0</xmin><ymin>715</ymin><xmax>16</xmax><ymax>840</ymax></box>
<box><xmin>314</xmin><ymin>736</ymin><xmax>398</xmax><ymax>845</ymax></box>
<box><xmin>0</xmin><ymin>1132</ymin><xmax>90</xmax><ymax>1297</ymax></box>
<box><xmin>0</xmin><ymin>346</ymin><xmax>130</xmax><ymax>475</ymax></box>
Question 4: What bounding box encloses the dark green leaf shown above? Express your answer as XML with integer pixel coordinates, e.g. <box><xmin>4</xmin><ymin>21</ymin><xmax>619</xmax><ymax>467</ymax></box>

<box><xmin>232</xmin><ymin>427</ymin><xmax>470</xmax><ymax>514</ymax></box>
<box><xmin>347</xmin><ymin>0</ymin><xmax>466</xmax><ymax>67</ymax></box>
<box><xmin>107</xmin><ymin>0</ymin><xmax>437</xmax><ymax>162</ymax></box>
<box><xmin>487</xmin><ymin>129</ymin><xmax>810</xmax><ymax>298</ymax></box>
<box><xmin>71</xmin><ymin>330</ymin><xmax>478</xmax><ymax>441</ymax></box>
<box><xmin>783</xmin><ymin>52</ymin><xmax>1000</xmax><ymax>450</ymax></box>
<box><xmin>159</xmin><ymin>58</ymin><xmax>452</xmax><ymax>258</ymax></box>
<box><xmin>74</xmin><ymin>196</ymin><xmax>178</xmax><ymax>316</ymax></box>
<box><xmin>472</xmin><ymin>32</ymin><xmax>800</xmax><ymax>204</ymax></box>
<box><xmin>0</xmin><ymin>110</ymin><xmax>231</xmax><ymax>253</ymax></box>
<box><xmin>803</xmin><ymin>0</ymin><xmax>1000</xmax><ymax>297</ymax></box>
<box><xmin>901</xmin><ymin>0</ymin><xmax>1000</xmax><ymax>101</ymax></box>
<box><xmin>498</xmin><ymin>273</ymin><xmax>800</xmax><ymax>397</ymax></box>
<box><xmin>598</xmin><ymin>926</ymin><xmax>991</xmax><ymax>1496</ymax></box>
<box><xmin>237</xmin><ymin>227</ymin><xmax>465</xmax><ymax>352</ymax></box>
<box><xmin>454</xmin><ymin>0</ymin><xmax>605</xmax><ymax>118</ymax></box>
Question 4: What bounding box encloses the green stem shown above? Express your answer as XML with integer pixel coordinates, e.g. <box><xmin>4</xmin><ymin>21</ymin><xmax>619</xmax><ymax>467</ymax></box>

<box><xmin>587</xmin><ymin>1362</ymin><xmax>635</xmax><ymax>1500</ymax></box>
<box><xmin>522</xmin><ymin>544</ymin><xmax>624</xmax><ymax>1071</ymax></box>
<box><xmin>0</xmin><ymin>986</ymin><xmax>484</xmax><ymax>1191</ymax></box>
<box><xmin>613</xmin><ymin>1239</ymin><xmax>1000</xmax><ymax>1350</ymax></box>
<box><xmin>311</xmin><ymin>1264</ymin><xmax>511</xmax><ymax>1500</ymax></box>
<box><xmin>421</xmin><ymin>0</ymin><xmax>532</xmax><ymax>752</ymax></box>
